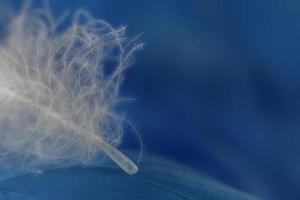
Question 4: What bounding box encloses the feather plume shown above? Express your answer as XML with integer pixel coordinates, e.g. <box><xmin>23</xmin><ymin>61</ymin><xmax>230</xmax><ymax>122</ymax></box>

<box><xmin>0</xmin><ymin>3</ymin><xmax>142</xmax><ymax>175</ymax></box>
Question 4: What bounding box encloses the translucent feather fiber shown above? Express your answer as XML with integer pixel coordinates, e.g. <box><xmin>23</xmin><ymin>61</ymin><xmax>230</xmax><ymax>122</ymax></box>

<box><xmin>0</xmin><ymin>4</ymin><xmax>142</xmax><ymax>175</ymax></box>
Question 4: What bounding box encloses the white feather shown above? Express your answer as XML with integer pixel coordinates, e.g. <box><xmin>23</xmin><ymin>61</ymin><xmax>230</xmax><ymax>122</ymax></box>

<box><xmin>0</xmin><ymin>4</ymin><xmax>142</xmax><ymax>175</ymax></box>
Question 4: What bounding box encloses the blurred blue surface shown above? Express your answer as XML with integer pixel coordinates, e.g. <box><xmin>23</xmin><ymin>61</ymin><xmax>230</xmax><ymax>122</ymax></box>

<box><xmin>0</xmin><ymin>153</ymin><xmax>255</xmax><ymax>200</ymax></box>
<box><xmin>3</xmin><ymin>0</ymin><xmax>300</xmax><ymax>199</ymax></box>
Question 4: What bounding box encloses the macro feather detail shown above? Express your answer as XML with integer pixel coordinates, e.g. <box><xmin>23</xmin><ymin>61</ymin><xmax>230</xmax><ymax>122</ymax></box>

<box><xmin>0</xmin><ymin>4</ymin><xmax>142</xmax><ymax>175</ymax></box>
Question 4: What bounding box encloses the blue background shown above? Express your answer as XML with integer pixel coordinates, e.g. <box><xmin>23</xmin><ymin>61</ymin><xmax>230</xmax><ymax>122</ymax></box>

<box><xmin>4</xmin><ymin>0</ymin><xmax>300</xmax><ymax>199</ymax></box>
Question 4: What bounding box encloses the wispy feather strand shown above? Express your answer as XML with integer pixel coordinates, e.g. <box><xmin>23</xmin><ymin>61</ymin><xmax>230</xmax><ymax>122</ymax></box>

<box><xmin>0</xmin><ymin>4</ymin><xmax>142</xmax><ymax>175</ymax></box>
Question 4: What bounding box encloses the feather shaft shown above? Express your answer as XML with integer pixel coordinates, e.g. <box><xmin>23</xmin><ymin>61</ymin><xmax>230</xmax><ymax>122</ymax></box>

<box><xmin>0</xmin><ymin>86</ymin><xmax>138</xmax><ymax>174</ymax></box>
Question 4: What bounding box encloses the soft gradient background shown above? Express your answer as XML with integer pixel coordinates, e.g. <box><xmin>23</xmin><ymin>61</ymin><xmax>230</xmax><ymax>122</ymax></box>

<box><xmin>4</xmin><ymin>0</ymin><xmax>300</xmax><ymax>199</ymax></box>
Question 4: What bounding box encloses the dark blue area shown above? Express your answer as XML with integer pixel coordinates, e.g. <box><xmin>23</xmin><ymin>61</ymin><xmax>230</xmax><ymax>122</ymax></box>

<box><xmin>4</xmin><ymin>0</ymin><xmax>300</xmax><ymax>199</ymax></box>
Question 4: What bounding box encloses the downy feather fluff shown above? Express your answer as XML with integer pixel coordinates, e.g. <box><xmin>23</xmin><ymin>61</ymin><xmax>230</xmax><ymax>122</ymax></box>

<box><xmin>0</xmin><ymin>4</ymin><xmax>142</xmax><ymax>175</ymax></box>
